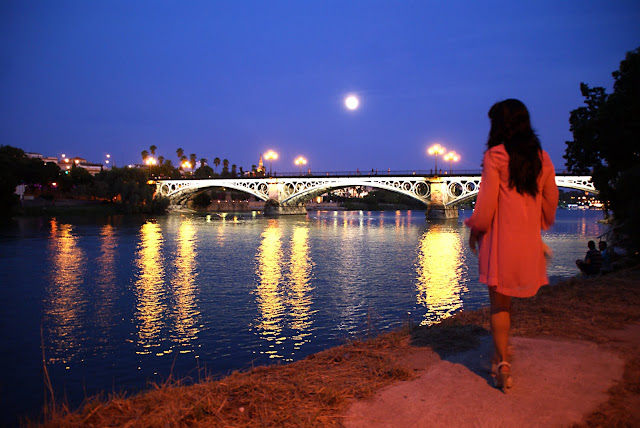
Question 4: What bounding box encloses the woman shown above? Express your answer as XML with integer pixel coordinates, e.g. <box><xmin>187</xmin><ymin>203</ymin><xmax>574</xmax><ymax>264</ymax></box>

<box><xmin>465</xmin><ymin>99</ymin><xmax>559</xmax><ymax>392</ymax></box>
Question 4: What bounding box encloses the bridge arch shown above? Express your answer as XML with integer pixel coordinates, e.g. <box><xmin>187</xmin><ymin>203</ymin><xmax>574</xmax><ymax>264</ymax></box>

<box><xmin>278</xmin><ymin>177</ymin><xmax>431</xmax><ymax>206</ymax></box>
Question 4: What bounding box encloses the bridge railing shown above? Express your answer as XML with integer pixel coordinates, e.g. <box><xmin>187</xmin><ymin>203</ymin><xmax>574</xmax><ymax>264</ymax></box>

<box><xmin>153</xmin><ymin>169</ymin><xmax>577</xmax><ymax>180</ymax></box>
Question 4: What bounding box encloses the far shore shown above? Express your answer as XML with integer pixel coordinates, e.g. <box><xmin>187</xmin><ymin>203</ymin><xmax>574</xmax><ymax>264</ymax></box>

<box><xmin>34</xmin><ymin>266</ymin><xmax>640</xmax><ymax>427</ymax></box>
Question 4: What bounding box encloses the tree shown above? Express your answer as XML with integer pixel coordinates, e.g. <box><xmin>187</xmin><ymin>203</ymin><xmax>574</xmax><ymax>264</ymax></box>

<box><xmin>158</xmin><ymin>155</ymin><xmax>165</xmax><ymax>165</ymax></box>
<box><xmin>141</xmin><ymin>150</ymin><xmax>149</xmax><ymax>161</ymax></box>
<box><xmin>200</xmin><ymin>158</ymin><xmax>207</xmax><ymax>168</ymax></box>
<box><xmin>149</xmin><ymin>145</ymin><xmax>157</xmax><ymax>156</ymax></box>
<box><xmin>231</xmin><ymin>164</ymin><xmax>237</xmax><ymax>177</ymax></box>
<box><xmin>222</xmin><ymin>159</ymin><xmax>230</xmax><ymax>177</ymax></box>
<box><xmin>176</xmin><ymin>148</ymin><xmax>184</xmax><ymax>162</ymax></box>
<box><xmin>213</xmin><ymin>157</ymin><xmax>221</xmax><ymax>173</ymax></box>
<box><xmin>195</xmin><ymin>164</ymin><xmax>214</xmax><ymax>179</ymax></box>
<box><xmin>189</xmin><ymin>153</ymin><xmax>197</xmax><ymax>172</ymax></box>
<box><xmin>564</xmin><ymin>47</ymin><xmax>640</xmax><ymax>253</ymax></box>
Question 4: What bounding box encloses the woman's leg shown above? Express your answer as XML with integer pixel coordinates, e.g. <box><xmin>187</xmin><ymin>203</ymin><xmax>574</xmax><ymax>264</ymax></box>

<box><xmin>489</xmin><ymin>288</ymin><xmax>512</xmax><ymax>368</ymax></box>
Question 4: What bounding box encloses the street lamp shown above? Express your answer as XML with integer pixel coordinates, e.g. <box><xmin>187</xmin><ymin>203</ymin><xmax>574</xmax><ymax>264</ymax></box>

<box><xmin>295</xmin><ymin>156</ymin><xmax>307</xmax><ymax>176</ymax></box>
<box><xmin>146</xmin><ymin>157</ymin><xmax>157</xmax><ymax>177</ymax></box>
<box><xmin>443</xmin><ymin>151</ymin><xmax>460</xmax><ymax>174</ymax></box>
<box><xmin>264</xmin><ymin>150</ymin><xmax>278</xmax><ymax>176</ymax></box>
<box><xmin>427</xmin><ymin>144</ymin><xmax>446</xmax><ymax>174</ymax></box>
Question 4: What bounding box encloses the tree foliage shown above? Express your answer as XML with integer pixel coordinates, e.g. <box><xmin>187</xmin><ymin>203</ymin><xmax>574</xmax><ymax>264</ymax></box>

<box><xmin>565</xmin><ymin>47</ymin><xmax>640</xmax><ymax>253</ymax></box>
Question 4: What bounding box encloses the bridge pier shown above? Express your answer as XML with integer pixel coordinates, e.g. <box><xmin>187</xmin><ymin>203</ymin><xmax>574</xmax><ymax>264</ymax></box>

<box><xmin>426</xmin><ymin>177</ymin><xmax>458</xmax><ymax>219</ymax></box>
<box><xmin>426</xmin><ymin>204</ymin><xmax>459</xmax><ymax>219</ymax></box>
<box><xmin>264</xmin><ymin>200</ymin><xmax>307</xmax><ymax>216</ymax></box>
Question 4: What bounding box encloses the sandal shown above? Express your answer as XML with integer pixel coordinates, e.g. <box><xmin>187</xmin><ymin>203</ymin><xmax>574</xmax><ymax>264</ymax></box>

<box><xmin>495</xmin><ymin>361</ymin><xmax>513</xmax><ymax>392</ymax></box>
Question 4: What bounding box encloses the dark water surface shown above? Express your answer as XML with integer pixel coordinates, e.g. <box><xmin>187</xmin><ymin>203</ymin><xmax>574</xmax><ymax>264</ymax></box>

<box><xmin>0</xmin><ymin>209</ymin><xmax>605</xmax><ymax>424</ymax></box>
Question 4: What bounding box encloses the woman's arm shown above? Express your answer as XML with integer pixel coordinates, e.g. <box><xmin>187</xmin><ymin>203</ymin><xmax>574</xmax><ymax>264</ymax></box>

<box><xmin>465</xmin><ymin>149</ymin><xmax>500</xmax><ymax>233</ymax></box>
<box><xmin>540</xmin><ymin>152</ymin><xmax>559</xmax><ymax>230</ymax></box>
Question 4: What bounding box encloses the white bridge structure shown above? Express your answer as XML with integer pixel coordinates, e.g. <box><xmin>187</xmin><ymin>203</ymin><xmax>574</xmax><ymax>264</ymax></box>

<box><xmin>155</xmin><ymin>175</ymin><xmax>596</xmax><ymax>218</ymax></box>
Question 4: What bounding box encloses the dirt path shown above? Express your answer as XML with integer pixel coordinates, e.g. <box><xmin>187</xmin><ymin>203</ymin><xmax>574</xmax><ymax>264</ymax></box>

<box><xmin>345</xmin><ymin>324</ymin><xmax>640</xmax><ymax>427</ymax></box>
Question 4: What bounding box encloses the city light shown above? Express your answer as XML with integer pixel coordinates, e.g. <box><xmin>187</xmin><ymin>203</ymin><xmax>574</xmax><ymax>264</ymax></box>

<box><xmin>443</xmin><ymin>151</ymin><xmax>460</xmax><ymax>174</ymax></box>
<box><xmin>264</xmin><ymin>150</ymin><xmax>278</xmax><ymax>175</ymax></box>
<box><xmin>427</xmin><ymin>144</ymin><xmax>446</xmax><ymax>174</ymax></box>
<box><xmin>294</xmin><ymin>156</ymin><xmax>307</xmax><ymax>175</ymax></box>
<box><xmin>145</xmin><ymin>157</ymin><xmax>157</xmax><ymax>166</ymax></box>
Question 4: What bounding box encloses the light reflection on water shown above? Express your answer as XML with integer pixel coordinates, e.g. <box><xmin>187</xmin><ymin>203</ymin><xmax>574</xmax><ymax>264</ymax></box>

<box><xmin>170</xmin><ymin>219</ymin><xmax>200</xmax><ymax>353</ymax></box>
<box><xmin>134</xmin><ymin>222</ymin><xmax>166</xmax><ymax>354</ymax></box>
<box><xmin>44</xmin><ymin>219</ymin><xmax>86</xmax><ymax>365</ymax></box>
<box><xmin>254</xmin><ymin>219</ymin><xmax>286</xmax><ymax>356</ymax></box>
<box><xmin>1</xmin><ymin>209</ymin><xmax>607</xmax><ymax>424</ymax></box>
<box><xmin>415</xmin><ymin>223</ymin><xmax>468</xmax><ymax>325</ymax></box>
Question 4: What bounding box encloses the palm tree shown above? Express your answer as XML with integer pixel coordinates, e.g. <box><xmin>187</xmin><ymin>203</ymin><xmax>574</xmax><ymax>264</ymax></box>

<box><xmin>200</xmin><ymin>158</ymin><xmax>207</xmax><ymax>168</ymax></box>
<box><xmin>222</xmin><ymin>159</ymin><xmax>229</xmax><ymax>176</ymax></box>
<box><xmin>158</xmin><ymin>155</ymin><xmax>165</xmax><ymax>165</ymax></box>
<box><xmin>176</xmin><ymin>148</ymin><xmax>184</xmax><ymax>162</ymax></box>
<box><xmin>189</xmin><ymin>153</ymin><xmax>197</xmax><ymax>172</ymax></box>
<box><xmin>141</xmin><ymin>150</ymin><xmax>149</xmax><ymax>161</ymax></box>
<box><xmin>149</xmin><ymin>145</ymin><xmax>157</xmax><ymax>156</ymax></box>
<box><xmin>213</xmin><ymin>157</ymin><xmax>221</xmax><ymax>173</ymax></box>
<box><xmin>231</xmin><ymin>164</ymin><xmax>237</xmax><ymax>177</ymax></box>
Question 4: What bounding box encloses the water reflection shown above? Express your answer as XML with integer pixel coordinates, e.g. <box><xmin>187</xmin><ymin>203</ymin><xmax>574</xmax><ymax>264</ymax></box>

<box><xmin>44</xmin><ymin>219</ymin><xmax>86</xmax><ymax>364</ymax></box>
<box><xmin>415</xmin><ymin>224</ymin><xmax>466</xmax><ymax>325</ymax></box>
<box><xmin>96</xmin><ymin>224</ymin><xmax>117</xmax><ymax>343</ymax></box>
<box><xmin>134</xmin><ymin>222</ymin><xmax>166</xmax><ymax>354</ymax></box>
<box><xmin>170</xmin><ymin>220</ymin><xmax>200</xmax><ymax>353</ymax></box>
<box><xmin>254</xmin><ymin>220</ymin><xmax>286</xmax><ymax>357</ymax></box>
<box><xmin>288</xmin><ymin>226</ymin><xmax>315</xmax><ymax>349</ymax></box>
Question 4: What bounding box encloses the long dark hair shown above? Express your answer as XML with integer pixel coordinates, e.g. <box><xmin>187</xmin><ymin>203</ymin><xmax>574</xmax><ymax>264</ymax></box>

<box><xmin>487</xmin><ymin>99</ymin><xmax>542</xmax><ymax>197</ymax></box>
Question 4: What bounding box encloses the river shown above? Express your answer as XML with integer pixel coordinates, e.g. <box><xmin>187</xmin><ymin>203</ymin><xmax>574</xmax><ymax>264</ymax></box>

<box><xmin>0</xmin><ymin>209</ymin><xmax>606</xmax><ymax>424</ymax></box>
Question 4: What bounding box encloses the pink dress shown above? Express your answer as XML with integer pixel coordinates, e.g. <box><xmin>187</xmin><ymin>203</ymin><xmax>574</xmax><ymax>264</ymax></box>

<box><xmin>465</xmin><ymin>144</ymin><xmax>559</xmax><ymax>297</ymax></box>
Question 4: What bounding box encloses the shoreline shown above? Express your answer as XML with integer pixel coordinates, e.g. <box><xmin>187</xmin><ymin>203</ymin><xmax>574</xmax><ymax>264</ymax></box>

<box><xmin>35</xmin><ymin>266</ymin><xmax>640</xmax><ymax>427</ymax></box>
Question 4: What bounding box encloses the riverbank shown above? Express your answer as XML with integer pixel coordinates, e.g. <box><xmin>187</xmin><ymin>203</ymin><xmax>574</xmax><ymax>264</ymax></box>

<box><xmin>35</xmin><ymin>266</ymin><xmax>640</xmax><ymax>427</ymax></box>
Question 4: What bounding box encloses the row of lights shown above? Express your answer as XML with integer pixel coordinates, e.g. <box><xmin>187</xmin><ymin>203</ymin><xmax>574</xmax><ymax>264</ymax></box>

<box><xmin>427</xmin><ymin>144</ymin><xmax>460</xmax><ymax>174</ymax></box>
<box><xmin>264</xmin><ymin>150</ymin><xmax>308</xmax><ymax>175</ymax></box>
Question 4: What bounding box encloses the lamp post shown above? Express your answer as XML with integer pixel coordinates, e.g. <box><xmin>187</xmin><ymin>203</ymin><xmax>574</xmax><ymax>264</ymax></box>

<box><xmin>443</xmin><ymin>151</ymin><xmax>460</xmax><ymax>174</ymax></box>
<box><xmin>181</xmin><ymin>160</ymin><xmax>191</xmax><ymax>176</ymax></box>
<box><xmin>265</xmin><ymin>150</ymin><xmax>278</xmax><ymax>176</ymax></box>
<box><xmin>146</xmin><ymin>157</ymin><xmax>157</xmax><ymax>177</ymax></box>
<box><xmin>428</xmin><ymin>144</ymin><xmax>446</xmax><ymax>174</ymax></box>
<box><xmin>295</xmin><ymin>156</ymin><xmax>307</xmax><ymax>176</ymax></box>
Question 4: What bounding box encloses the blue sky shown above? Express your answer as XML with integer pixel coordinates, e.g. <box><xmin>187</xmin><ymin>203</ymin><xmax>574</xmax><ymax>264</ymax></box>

<box><xmin>1</xmin><ymin>1</ymin><xmax>639</xmax><ymax>173</ymax></box>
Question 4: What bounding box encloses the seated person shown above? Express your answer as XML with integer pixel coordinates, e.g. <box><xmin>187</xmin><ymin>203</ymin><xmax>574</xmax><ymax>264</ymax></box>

<box><xmin>599</xmin><ymin>241</ymin><xmax>612</xmax><ymax>273</ymax></box>
<box><xmin>576</xmin><ymin>240</ymin><xmax>603</xmax><ymax>275</ymax></box>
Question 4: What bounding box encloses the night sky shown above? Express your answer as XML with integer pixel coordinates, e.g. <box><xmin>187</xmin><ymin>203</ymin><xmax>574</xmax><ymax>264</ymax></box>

<box><xmin>1</xmin><ymin>1</ymin><xmax>639</xmax><ymax>173</ymax></box>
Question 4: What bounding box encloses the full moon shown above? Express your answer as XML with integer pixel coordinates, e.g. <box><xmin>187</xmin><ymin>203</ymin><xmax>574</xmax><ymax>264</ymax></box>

<box><xmin>344</xmin><ymin>95</ymin><xmax>360</xmax><ymax>110</ymax></box>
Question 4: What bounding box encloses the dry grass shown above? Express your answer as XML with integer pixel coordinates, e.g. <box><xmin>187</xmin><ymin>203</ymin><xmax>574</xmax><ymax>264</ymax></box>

<box><xmin>38</xmin><ymin>331</ymin><xmax>415</xmax><ymax>427</ymax></box>
<box><xmin>36</xmin><ymin>267</ymin><xmax>640</xmax><ymax>428</ymax></box>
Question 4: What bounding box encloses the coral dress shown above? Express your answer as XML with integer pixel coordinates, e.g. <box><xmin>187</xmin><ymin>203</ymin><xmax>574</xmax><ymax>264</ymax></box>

<box><xmin>465</xmin><ymin>144</ymin><xmax>559</xmax><ymax>297</ymax></box>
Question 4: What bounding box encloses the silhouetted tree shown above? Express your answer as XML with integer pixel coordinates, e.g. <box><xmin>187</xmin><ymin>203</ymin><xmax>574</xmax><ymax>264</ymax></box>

<box><xmin>149</xmin><ymin>145</ymin><xmax>157</xmax><ymax>156</ymax></box>
<box><xmin>213</xmin><ymin>157</ymin><xmax>220</xmax><ymax>173</ymax></box>
<box><xmin>565</xmin><ymin>46</ymin><xmax>640</xmax><ymax>253</ymax></box>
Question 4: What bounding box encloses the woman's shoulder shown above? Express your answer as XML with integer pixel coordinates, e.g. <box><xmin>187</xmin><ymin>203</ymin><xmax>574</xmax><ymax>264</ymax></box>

<box><xmin>484</xmin><ymin>144</ymin><xmax>509</xmax><ymax>165</ymax></box>
<box><xmin>540</xmin><ymin>149</ymin><xmax>555</xmax><ymax>169</ymax></box>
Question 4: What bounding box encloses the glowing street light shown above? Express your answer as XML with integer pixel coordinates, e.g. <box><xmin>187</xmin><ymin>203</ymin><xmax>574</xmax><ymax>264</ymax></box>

<box><xmin>264</xmin><ymin>150</ymin><xmax>278</xmax><ymax>176</ymax></box>
<box><xmin>146</xmin><ymin>157</ymin><xmax>157</xmax><ymax>176</ymax></box>
<box><xmin>444</xmin><ymin>151</ymin><xmax>460</xmax><ymax>174</ymax></box>
<box><xmin>181</xmin><ymin>160</ymin><xmax>192</xmax><ymax>170</ymax></box>
<box><xmin>427</xmin><ymin>144</ymin><xmax>446</xmax><ymax>174</ymax></box>
<box><xmin>105</xmin><ymin>154</ymin><xmax>111</xmax><ymax>165</ymax></box>
<box><xmin>295</xmin><ymin>156</ymin><xmax>307</xmax><ymax>175</ymax></box>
